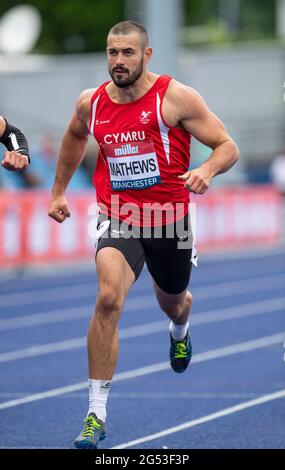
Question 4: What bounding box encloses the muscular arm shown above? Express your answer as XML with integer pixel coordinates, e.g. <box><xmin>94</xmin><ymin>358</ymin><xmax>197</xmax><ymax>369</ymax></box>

<box><xmin>51</xmin><ymin>89</ymin><xmax>94</xmax><ymax>197</ymax></box>
<box><xmin>49</xmin><ymin>88</ymin><xmax>95</xmax><ymax>222</ymax></box>
<box><xmin>165</xmin><ymin>82</ymin><xmax>239</xmax><ymax>194</ymax></box>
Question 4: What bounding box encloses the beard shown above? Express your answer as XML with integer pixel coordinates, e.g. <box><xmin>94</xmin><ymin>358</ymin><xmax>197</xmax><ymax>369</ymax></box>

<box><xmin>109</xmin><ymin>57</ymin><xmax>144</xmax><ymax>88</ymax></box>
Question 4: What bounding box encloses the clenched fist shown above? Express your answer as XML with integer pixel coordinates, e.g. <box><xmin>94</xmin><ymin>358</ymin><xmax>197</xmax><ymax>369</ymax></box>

<box><xmin>178</xmin><ymin>167</ymin><xmax>212</xmax><ymax>195</ymax></box>
<box><xmin>48</xmin><ymin>195</ymin><xmax>71</xmax><ymax>223</ymax></box>
<box><xmin>1</xmin><ymin>151</ymin><xmax>29</xmax><ymax>172</ymax></box>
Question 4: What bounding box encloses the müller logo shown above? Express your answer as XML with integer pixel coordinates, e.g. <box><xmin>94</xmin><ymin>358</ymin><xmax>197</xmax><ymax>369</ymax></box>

<box><xmin>140</xmin><ymin>110</ymin><xmax>152</xmax><ymax>124</ymax></box>
<box><xmin>114</xmin><ymin>144</ymin><xmax>139</xmax><ymax>156</ymax></box>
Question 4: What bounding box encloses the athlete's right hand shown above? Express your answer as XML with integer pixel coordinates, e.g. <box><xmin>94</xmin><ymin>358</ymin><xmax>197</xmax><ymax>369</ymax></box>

<box><xmin>48</xmin><ymin>195</ymin><xmax>71</xmax><ymax>223</ymax></box>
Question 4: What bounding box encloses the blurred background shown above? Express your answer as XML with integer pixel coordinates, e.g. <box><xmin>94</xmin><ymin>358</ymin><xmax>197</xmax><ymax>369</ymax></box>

<box><xmin>0</xmin><ymin>0</ymin><xmax>284</xmax><ymax>267</ymax></box>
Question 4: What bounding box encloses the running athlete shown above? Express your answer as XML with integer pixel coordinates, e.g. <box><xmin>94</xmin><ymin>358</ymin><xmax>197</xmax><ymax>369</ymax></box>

<box><xmin>0</xmin><ymin>115</ymin><xmax>30</xmax><ymax>171</ymax></box>
<box><xmin>48</xmin><ymin>21</ymin><xmax>239</xmax><ymax>449</ymax></box>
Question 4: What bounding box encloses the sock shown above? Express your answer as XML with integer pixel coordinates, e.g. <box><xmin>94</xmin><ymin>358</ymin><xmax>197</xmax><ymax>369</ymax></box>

<box><xmin>87</xmin><ymin>379</ymin><xmax>111</xmax><ymax>422</ymax></box>
<box><xmin>169</xmin><ymin>320</ymin><xmax>189</xmax><ymax>341</ymax></box>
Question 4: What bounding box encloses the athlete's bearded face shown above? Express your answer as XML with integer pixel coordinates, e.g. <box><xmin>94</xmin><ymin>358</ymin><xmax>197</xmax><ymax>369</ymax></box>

<box><xmin>110</xmin><ymin>56</ymin><xmax>144</xmax><ymax>88</ymax></box>
<box><xmin>107</xmin><ymin>33</ymin><xmax>149</xmax><ymax>88</ymax></box>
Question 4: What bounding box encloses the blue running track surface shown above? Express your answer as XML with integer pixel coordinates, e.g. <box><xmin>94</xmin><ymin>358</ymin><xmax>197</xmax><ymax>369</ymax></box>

<box><xmin>0</xmin><ymin>247</ymin><xmax>284</xmax><ymax>449</ymax></box>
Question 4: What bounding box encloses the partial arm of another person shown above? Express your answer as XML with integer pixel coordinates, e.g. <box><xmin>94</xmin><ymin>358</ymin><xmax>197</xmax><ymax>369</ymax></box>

<box><xmin>48</xmin><ymin>89</ymin><xmax>94</xmax><ymax>223</ymax></box>
<box><xmin>169</xmin><ymin>83</ymin><xmax>239</xmax><ymax>194</ymax></box>
<box><xmin>0</xmin><ymin>116</ymin><xmax>30</xmax><ymax>171</ymax></box>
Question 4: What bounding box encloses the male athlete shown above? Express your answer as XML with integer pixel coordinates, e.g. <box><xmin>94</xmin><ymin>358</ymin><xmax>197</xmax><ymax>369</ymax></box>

<box><xmin>48</xmin><ymin>21</ymin><xmax>239</xmax><ymax>449</ymax></box>
<box><xmin>0</xmin><ymin>115</ymin><xmax>30</xmax><ymax>171</ymax></box>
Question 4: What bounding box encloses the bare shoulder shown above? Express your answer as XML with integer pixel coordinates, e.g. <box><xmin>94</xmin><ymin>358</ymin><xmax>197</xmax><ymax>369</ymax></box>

<box><xmin>163</xmin><ymin>80</ymin><xmax>208</xmax><ymax>125</ymax></box>
<box><xmin>76</xmin><ymin>88</ymin><xmax>98</xmax><ymax>121</ymax></box>
<box><xmin>167</xmin><ymin>80</ymin><xmax>206</xmax><ymax>111</ymax></box>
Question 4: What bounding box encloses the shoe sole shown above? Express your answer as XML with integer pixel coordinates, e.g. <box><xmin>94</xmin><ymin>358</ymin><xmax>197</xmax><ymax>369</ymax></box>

<box><xmin>170</xmin><ymin>356</ymin><xmax>192</xmax><ymax>373</ymax></box>
<box><xmin>74</xmin><ymin>433</ymin><xmax>107</xmax><ymax>449</ymax></box>
<box><xmin>171</xmin><ymin>364</ymin><xmax>190</xmax><ymax>373</ymax></box>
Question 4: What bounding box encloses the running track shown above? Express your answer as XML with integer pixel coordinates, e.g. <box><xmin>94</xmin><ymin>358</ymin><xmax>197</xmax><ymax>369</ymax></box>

<box><xmin>0</xmin><ymin>246</ymin><xmax>284</xmax><ymax>449</ymax></box>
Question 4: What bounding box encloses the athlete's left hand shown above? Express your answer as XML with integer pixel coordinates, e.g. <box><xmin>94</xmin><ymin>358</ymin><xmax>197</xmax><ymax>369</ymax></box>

<box><xmin>178</xmin><ymin>167</ymin><xmax>212</xmax><ymax>194</ymax></box>
<box><xmin>1</xmin><ymin>151</ymin><xmax>30</xmax><ymax>172</ymax></box>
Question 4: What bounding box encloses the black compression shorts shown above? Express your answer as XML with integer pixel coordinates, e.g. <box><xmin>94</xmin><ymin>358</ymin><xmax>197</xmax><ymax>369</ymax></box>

<box><xmin>95</xmin><ymin>213</ymin><xmax>194</xmax><ymax>295</ymax></box>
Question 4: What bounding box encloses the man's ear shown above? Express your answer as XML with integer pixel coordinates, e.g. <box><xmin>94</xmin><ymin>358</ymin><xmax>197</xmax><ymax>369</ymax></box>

<box><xmin>144</xmin><ymin>47</ymin><xmax>152</xmax><ymax>64</ymax></box>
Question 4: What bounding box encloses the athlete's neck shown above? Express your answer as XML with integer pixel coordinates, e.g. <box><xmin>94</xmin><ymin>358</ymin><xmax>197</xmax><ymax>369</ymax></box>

<box><xmin>107</xmin><ymin>72</ymin><xmax>159</xmax><ymax>104</ymax></box>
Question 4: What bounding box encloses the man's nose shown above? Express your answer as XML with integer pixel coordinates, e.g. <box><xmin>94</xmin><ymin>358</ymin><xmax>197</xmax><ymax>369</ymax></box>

<box><xmin>115</xmin><ymin>52</ymin><xmax>125</xmax><ymax>63</ymax></box>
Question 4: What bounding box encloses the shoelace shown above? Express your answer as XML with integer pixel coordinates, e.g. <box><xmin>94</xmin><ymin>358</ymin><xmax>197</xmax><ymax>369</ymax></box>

<box><xmin>82</xmin><ymin>416</ymin><xmax>100</xmax><ymax>437</ymax></box>
<box><xmin>174</xmin><ymin>341</ymin><xmax>187</xmax><ymax>359</ymax></box>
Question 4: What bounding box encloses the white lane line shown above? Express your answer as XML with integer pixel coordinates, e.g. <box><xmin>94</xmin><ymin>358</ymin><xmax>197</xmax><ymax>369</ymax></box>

<box><xmin>1</xmin><ymin>272</ymin><xmax>284</xmax><ymax>309</ymax></box>
<box><xmin>0</xmin><ymin>294</ymin><xmax>155</xmax><ymax>331</ymax></box>
<box><xmin>0</xmin><ymin>297</ymin><xmax>284</xmax><ymax>362</ymax></box>
<box><xmin>0</xmin><ymin>337</ymin><xmax>86</xmax><ymax>362</ymax></box>
<box><xmin>190</xmin><ymin>297</ymin><xmax>285</xmax><ymax>325</ymax></box>
<box><xmin>0</xmin><ymin>447</ymin><xmax>71</xmax><ymax>449</ymax></box>
<box><xmin>0</xmin><ymin>277</ymin><xmax>284</xmax><ymax>332</ymax></box>
<box><xmin>0</xmin><ymin>244</ymin><xmax>283</xmax><ymax>283</ymax></box>
<box><xmin>0</xmin><ymin>283</ymin><xmax>97</xmax><ymax>308</ymax></box>
<box><xmin>0</xmin><ymin>321</ymin><xmax>168</xmax><ymax>362</ymax></box>
<box><xmin>192</xmin><ymin>273</ymin><xmax>285</xmax><ymax>300</ymax></box>
<box><xmin>0</xmin><ymin>332</ymin><xmax>283</xmax><ymax>411</ymax></box>
<box><xmin>0</xmin><ymin>392</ymin><xmax>262</xmax><ymax>399</ymax></box>
<box><xmin>0</xmin><ymin>277</ymin><xmax>149</xmax><ymax>308</ymax></box>
<box><xmin>111</xmin><ymin>388</ymin><xmax>285</xmax><ymax>449</ymax></box>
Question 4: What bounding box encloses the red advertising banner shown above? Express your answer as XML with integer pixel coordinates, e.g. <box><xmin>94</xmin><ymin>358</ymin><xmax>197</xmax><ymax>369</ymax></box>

<box><xmin>0</xmin><ymin>185</ymin><xmax>282</xmax><ymax>267</ymax></box>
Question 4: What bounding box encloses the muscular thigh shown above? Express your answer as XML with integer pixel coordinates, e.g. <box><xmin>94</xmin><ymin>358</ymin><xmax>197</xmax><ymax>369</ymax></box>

<box><xmin>96</xmin><ymin>247</ymin><xmax>136</xmax><ymax>299</ymax></box>
<box><xmin>95</xmin><ymin>215</ymin><xmax>146</xmax><ymax>292</ymax></box>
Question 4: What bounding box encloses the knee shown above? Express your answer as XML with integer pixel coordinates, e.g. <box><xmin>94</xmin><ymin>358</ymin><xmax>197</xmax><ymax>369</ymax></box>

<box><xmin>162</xmin><ymin>302</ymin><xmax>182</xmax><ymax>317</ymax></box>
<box><xmin>96</xmin><ymin>289</ymin><xmax>124</xmax><ymax>320</ymax></box>
<box><xmin>160</xmin><ymin>290</ymin><xmax>192</xmax><ymax>317</ymax></box>
<box><xmin>185</xmin><ymin>291</ymin><xmax>193</xmax><ymax>310</ymax></box>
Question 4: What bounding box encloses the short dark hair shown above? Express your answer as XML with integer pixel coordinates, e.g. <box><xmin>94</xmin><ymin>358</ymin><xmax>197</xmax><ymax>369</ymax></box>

<box><xmin>108</xmin><ymin>21</ymin><xmax>149</xmax><ymax>49</ymax></box>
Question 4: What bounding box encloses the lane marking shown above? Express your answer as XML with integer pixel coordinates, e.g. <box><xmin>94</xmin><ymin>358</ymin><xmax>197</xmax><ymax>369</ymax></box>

<box><xmin>193</xmin><ymin>273</ymin><xmax>285</xmax><ymax>300</ymax></box>
<box><xmin>0</xmin><ymin>295</ymin><xmax>155</xmax><ymax>330</ymax></box>
<box><xmin>0</xmin><ymin>331</ymin><xmax>283</xmax><ymax>411</ymax></box>
<box><xmin>0</xmin><ymin>244</ymin><xmax>283</xmax><ymax>282</ymax></box>
<box><xmin>112</xmin><ymin>388</ymin><xmax>285</xmax><ymax>449</ymax></box>
<box><xmin>1</xmin><ymin>272</ymin><xmax>284</xmax><ymax>308</ymax></box>
<box><xmin>0</xmin><ymin>277</ymin><xmax>148</xmax><ymax>308</ymax></box>
<box><xmin>0</xmin><ymin>281</ymin><xmax>284</xmax><ymax>332</ymax></box>
<box><xmin>0</xmin><ymin>392</ymin><xmax>263</xmax><ymax>399</ymax></box>
<box><xmin>0</xmin><ymin>447</ymin><xmax>71</xmax><ymax>449</ymax></box>
<box><xmin>0</xmin><ymin>297</ymin><xmax>284</xmax><ymax>362</ymax></box>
